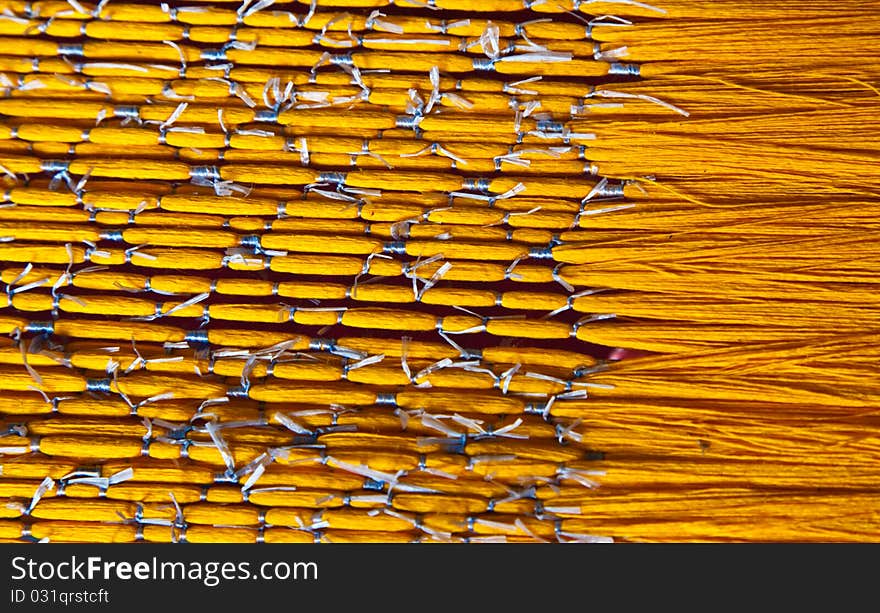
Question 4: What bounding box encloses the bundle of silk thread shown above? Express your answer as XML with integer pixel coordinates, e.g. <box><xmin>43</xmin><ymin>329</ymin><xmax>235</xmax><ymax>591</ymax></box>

<box><xmin>0</xmin><ymin>0</ymin><xmax>877</xmax><ymax>543</ymax></box>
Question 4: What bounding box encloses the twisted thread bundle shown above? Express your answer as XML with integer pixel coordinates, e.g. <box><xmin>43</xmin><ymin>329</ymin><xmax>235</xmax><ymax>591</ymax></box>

<box><xmin>0</xmin><ymin>0</ymin><xmax>877</xmax><ymax>542</ymax></box>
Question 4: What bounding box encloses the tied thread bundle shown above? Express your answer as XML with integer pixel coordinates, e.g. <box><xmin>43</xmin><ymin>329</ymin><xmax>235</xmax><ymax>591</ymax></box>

<box><xmin>0</xmin><ymin>0</ymin><xmax>877</xmax><ymax>543</ymax></box>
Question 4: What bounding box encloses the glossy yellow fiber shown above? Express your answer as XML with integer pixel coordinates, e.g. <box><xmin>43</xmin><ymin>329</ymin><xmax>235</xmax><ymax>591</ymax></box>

<box><xmin>0</xmin><ymin>0</ymin><xmax>876</xmax><ymax>545</ymax></box>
